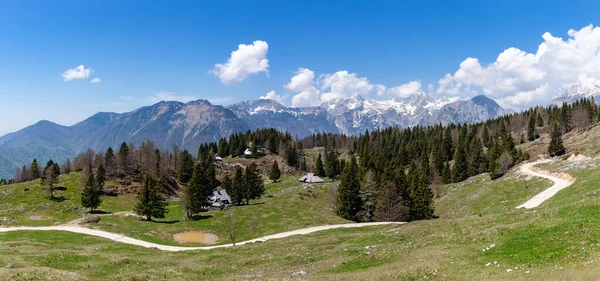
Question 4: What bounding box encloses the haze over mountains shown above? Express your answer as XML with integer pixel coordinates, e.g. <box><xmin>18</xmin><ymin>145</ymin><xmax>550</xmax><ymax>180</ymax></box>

<box><xmin>1</xmin><ymin>83</ymin><xmax>597</xmax><ymax>179</ymax></box>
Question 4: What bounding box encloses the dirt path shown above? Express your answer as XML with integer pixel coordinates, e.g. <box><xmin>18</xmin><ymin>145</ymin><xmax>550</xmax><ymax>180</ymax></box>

<box><xmin>0</xmin><ymin>222</ymin><xmax>404</xmax><ymax>252</ymax></box>
<box><xmin>516</xmin><ymin>159</ymin><xmax>575</xmax><ymax>209</ymax></box>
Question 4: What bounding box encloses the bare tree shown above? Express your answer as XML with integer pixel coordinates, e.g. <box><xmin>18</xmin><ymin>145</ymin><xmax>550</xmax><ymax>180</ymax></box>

<box><xmin>221</xmin><ymin>207</ymin><xmax>241</xmax><ymax>246</ymax></box>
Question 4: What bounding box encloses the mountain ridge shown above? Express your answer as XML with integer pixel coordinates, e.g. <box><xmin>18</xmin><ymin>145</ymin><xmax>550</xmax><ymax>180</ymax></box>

<box><xmin>0</xmin><ymin>94</ymin><xmax>505</xmax><ymax>179</ymax></box>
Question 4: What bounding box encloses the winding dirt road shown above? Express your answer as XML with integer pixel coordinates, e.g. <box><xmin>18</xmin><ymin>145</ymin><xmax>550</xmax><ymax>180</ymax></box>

<box><xmin>0</xmin><ymin>222</ymin><xmax>404</xmax><ymax>252</ymax></box>
<box><xmin>516</xmin><ymin>159</ymin><xmax>574</xmax><ymax>209</ymax></box>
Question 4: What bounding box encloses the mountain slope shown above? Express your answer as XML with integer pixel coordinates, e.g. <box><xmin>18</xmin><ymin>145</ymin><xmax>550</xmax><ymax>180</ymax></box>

<box><xmin>0</xmin><ymin>94</ymin><xmax>505</xmax><ymax>179</ymax></box>
<box><xmin>550</xmin><ymin>84</ymin><xmax>600</xmax><ymax>106</ymax></box>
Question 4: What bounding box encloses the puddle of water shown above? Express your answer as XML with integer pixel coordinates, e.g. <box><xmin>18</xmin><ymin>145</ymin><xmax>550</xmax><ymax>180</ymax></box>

<box><xmin>173</xmin><ymin>231</ymin><xmax>219</xmax><ymax>244</ymax></box>
<box><xmin>30</xmin><ymin>216</ymin><xmax>51</xmax><ymax>220</ymax></box>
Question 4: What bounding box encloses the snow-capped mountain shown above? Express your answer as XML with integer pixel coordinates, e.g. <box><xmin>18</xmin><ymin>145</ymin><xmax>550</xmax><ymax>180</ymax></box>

<box><xmin>0</xmin><ymin>94</ymin><xmax>505</xmax><ymax>179</ymax></box>
<box><xmin>550</xmin><ymin>84</ymin><xmax>600</xmax><ymax>106</ymax></box>
<box><xmin>229</xmin><ymin>94</ymin><xmax>505</xmax><ymax>136</ymax></box>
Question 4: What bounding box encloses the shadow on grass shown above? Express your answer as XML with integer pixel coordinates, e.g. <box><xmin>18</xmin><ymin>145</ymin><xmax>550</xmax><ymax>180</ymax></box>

<box><xmin>102</xmin><ymin>191</ymin><xmax>119</xmax><ymax>197</ymax></box>
<box><xmin>153</xmin><ymin>220</ymin><xmax>180</xmax><ymax>224</ymax></box>
<box><xmin>55</xmin><ymin>186</ymin><xmax>67</xmax><ymax>191</ymax></box>
<box><xmin>50</xmin><ymin>196</ymin><xmax>66</xmax><ymax>202</ymax></box>
<box><xmin>190</xmin><ymin>214</ymin><xmax>212</xmax><ymax>221</ymax></box>
<box><xmin>89</xmin><ymin>210</ymin><xmax>113</xmax><ymax>215</ymax></box>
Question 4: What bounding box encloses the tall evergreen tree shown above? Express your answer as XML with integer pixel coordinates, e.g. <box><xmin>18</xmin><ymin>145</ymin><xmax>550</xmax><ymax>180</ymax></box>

<box><xmin>467</xmin><ymin>137</ymin><xmax>484</xmax><ymax>177</ymax></box>
<box><xmin>118</xmin><ymin>142</ymin><xmax>130</xmax><ymax>175</ymax></box>
<box><xmin>81</xmin><ymin>168</ymin><xmax>102</xmax><ymax>212</ymax></box>
<box><xmin>408</xmin><ymin>171</ymin><xmax>436</xmax><ymax>221</ymax></box>
<box><xmin>96</xmin><ymin>164</ymin><xmax>106</xmax><ymax>194</ymax></box>
<box><xmin>133</xmin><ymin>175</ymin><xmax>169</xmax><ymax>221</ymax></box>
<box><xmin>269</xmin><ymin>161</ymin><xmax>281</xmax><ymax>183</ymax></box>
<box><xmin>245</xmin><ymin>162</ymin><xmax>265</xmax><ymax>203</ymax></box>
<box><xmin>315</xmin><ymin>153</ymin><xmax>325</xmax><ymax>177</ymax></box>
<box><xmin>177</xmin><ymin>149</ymin><xmax>194</xmax><ymax>183</ymax></box>
<box><xmin>300</xmin><ymin>157</ymin><xmax>308</xmax><ymax>172</ymax></box>
<box><xmin>31</xmin><ymin>159</ymin><xmax>40</xmax><ymax>179</ymax></box>
<box><xmin>181</xmin><ymin>163</ymin><xmax>205</xmax><ymax>218</ymax></box>
<box><xmin>359</xmin><ymin>171</ymin><xmax>379</xmax><ymax>222</ymax></box>
<box><xmin>548</xmin><ymin>123</ymin><xmax>566</xmax><ymax>157</ymax></box>
<box><xmin>105</xmin><ymin>147</ymin><xmax>116</xmax><ymax>178</ymax></box>
<box><xmin>230</xmin><ymin>167</ymin><xmax>246</xmax><ymax>205</ymax></box>
<box><xmin>527</xmin><ymin>113</ymin><xmax>537</xmax><ymax>141</ymax></box>
<box><xmin>452</xmin><ymin>127</ymin><xmax>469</xmax><ymax>182</ymax></box>
<box><xmin>325</xmin><ymin>150</ymin><xmax>340</xmax><ymax>180</ymax></box>
<box><xmin>284</xmin><ymin>144</ymin><xmax>299</xmax><ymax>167</ymax></box>
<box><xmin>337</xmin><ymin>157</ymin><xmax>362</xmax><ymax>221</ymax></box>
<box><xmin>441</xmin><ymin>162</ymin><xmax>451</xmax><ymax>184</ymax></box>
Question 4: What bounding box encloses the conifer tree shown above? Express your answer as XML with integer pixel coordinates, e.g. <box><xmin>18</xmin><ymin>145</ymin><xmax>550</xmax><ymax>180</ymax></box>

<box><xmin>81</xmin><ymin>168</ymin><xmax>101</xmax><ymax>212</ymax></box>
<box><xmin>177</xmin><ymin>149</ymin><xmax>194</xmax><ymax>183</ymax></box>
<box><xmin>527</xmin><ymin>113</ymin><xmax>537</xmax><ymax>141</ymax></box>
<box><xmin>548</xmin><ymin>123</ymin><xmax>566</xmax><ymax>157</ymax></box>
<box><xmin>96</xmin><ymin>164</ymin><xmax>106</xmax><ymax>194</ymax></box>
<box><xmin>325</xmin><ymin>150</ymin><xmax>340</xmax><ymax>180</ymax></box>
<box><xmin>359</xmin><ymin>171</ymin><xmax>379</xmax><ymax>222</ymax></box>
<box><xmin>31</xmin><ymin>159</ymin><xmax>40</xmax><ymax>179</ymax></box>
<box><xmin>118</xmin><ymin>142</ymin><xmax>130</xmax><ymax>176</ymax></box>
<box><xmin>269</xmin><ymin>161</ymin><xmax>281</xmax><ymax>183</ymax></box>
<box><xmin>441</xmin><ymin>162</ymin><xmax>451</xmax><ymax>184</ymax></box>
<box><xmin>245</xmin><ymin>162</ymin><xmax>264</xmax><ymax>203</ymax></box>
<box><xmin>408</xmin><ymin>171</ymin><xmax>436</xmax><ymax>221</ymax></box>
<box><xmin>300</xmin><ymin>157</ymin><xmax>308</xmax><ymax>172</ymax></box>
<box><xmin>452</xmin><ymin>127</ymin><xmax>469</xmax><ymax>182</ymax></box>
<box><xmin>134</xmin><ymin>175</ymin><xmax>168</xmax><ymax>221</ymax></box>
<box><xmin>181</xmin><ymin>163</ymin><xmax>204</xmax><ymax>218</ymax></box>
<box><xmin>230</xmin><ymin>166</ymin><xmax>246</xmax><ymax>205</ymax></box>
<box><xmin>468</xmin><ymin>137</ymin><xmax>484</xmax><ymax>177</ymax></box>
<box><xmin>315</xmin><ymin>153</ymin><xmax>325</xmax><ymax>177</ymax></box>
<box><xmin>337</xmin><ymin>157</ymin><xmax>362</xmax><ymax>221</ymax></box>
<box><xmin>105</xmin><ymin>147</ymin><xmax>116</xmax><ymax>178</ymax></box>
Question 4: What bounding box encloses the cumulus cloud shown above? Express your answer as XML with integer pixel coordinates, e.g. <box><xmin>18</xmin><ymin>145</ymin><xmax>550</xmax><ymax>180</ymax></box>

<box><xmin>210</xmin><ymin>40</ymin><xmax>269</xmax><ymax>84</ymax></box>
<box><xmin>90</xmin><ymin>78</ymin><xmax>101</xmax><ymax>83</ymax></box>
<box><xmin>62</xmin><ymin>65</ymin><xmax>92</xmax><ymax>81</ymax></box>
<box><xmin>386</xmin><ymin>81</ymin><xmax>423</xmax><ymax>98</ymax></box>
<box><xmin>319</xmin><ymin>71</ymin><xmax>377</xmax><ymax>101</ymax></box>
<box><xmin>260</xmin><ymin>90</ymin><xmax>284</xmax><ymax>104</ymax></box>
<box><xmin>436</xmin><ymin>25</ymin><xmax>600</xmax><ymax>108</ymax></box>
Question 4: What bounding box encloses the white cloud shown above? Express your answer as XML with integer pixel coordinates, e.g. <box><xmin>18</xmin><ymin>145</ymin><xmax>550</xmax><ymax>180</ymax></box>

<box><xmin>436</xmin><ymin>25</ymin><xmax>600</xmax><ymax>108</ymax></box>
<box><xmin>62</xmin><ymin>65</ymin><xmax>92</xmax><ymax>81</ymax></box>
<box><xmin>319</xmin><ymin>71</ymin><xmax>376</xmax><ymax>101</ymax></box>
<box><xmin>210</xmin><ymin>40</ymin><xmax>269</xmax><ymax>84</ymax></box>
<box><xmin>148</xmin><ymin>91</ymin><xmax>199</xmax><ymax>103</ymax></box>
<box><xmin>386</xmin><ymin>80</ymin><xmax>423</xmax><ymax>98</ymax></box>
<box><xmin>291</xmin><ymin>87</ymin><xmax>321</xmax><ymax>107</ymax></box>
<box><xmin>260</xmin><ymin>90</ymin><xmax>284</xmax><ymax>104</ymax></box>
<box><xmin>285</xmin><ymin>68</ymin><xmax>315</xmax><ymax>91</ymax></box>
<box><xmin>90</xmin><ymin>78</ymin><xmax>101</xmax><ymax>83</ymax></box>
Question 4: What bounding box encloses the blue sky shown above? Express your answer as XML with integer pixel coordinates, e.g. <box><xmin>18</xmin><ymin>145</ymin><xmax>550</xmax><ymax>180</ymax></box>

<box><xmin>1</xmin><ymin>0</ymin><xmax>600</xmax><ymax>136</ymax></box>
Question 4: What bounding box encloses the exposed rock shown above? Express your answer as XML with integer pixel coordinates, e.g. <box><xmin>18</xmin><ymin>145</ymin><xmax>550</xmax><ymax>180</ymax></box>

<box><xmin>82</xmin><ymin>216</ymin><xmax>101</xmax><ymax>224</ymax></box>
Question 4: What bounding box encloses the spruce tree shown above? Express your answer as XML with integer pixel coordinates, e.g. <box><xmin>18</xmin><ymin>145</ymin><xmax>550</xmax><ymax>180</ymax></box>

<box><xmin>269</xmin><ymin>161</ymin><xmax>281</xmax><ymax>183</ymax></box>
<box><xmin>230</xmin><ymin>166</ymin><xmax>246</xmax><ymax>205</ymax></box>
<box><xmin>31</xmin><ymin>159</ymin><xmax>40</xmax><ymax>179</ymax></box>
<box><xmin>452</xmin><ymin>127</ymin><xmax>469</xmax><ymax>182</ymax></box>
<box><xmin>408</xmin><ymin>171</ymin><xmax>436</xmax><ymax>221</ymax></box>
<box><xmin>548</xmin><ymin>123</ymin><xmax>566</xmax><ymax>157</ymax></box>
<box><xmin>527</xmin><ymin>113</ymin><xmax>537</xmax><ymax>141</ymax></box>
<box><xmin>177</xmin><ymin>149</ymin><xmax>194</xmax><ymax>183</ymax></box>
<box><xmin>105</xmin><ymin>147</ymin><xmax>116</xmax><ymax>178</ymax></box>
<box><xmin>468</xmin><ymin>137</ymin><xmax>484</xmax><ymax>177</ymax></box>
<box><xmin>245</xmin><ymin>162</ymin><xmax>264</xmax><ymax>203</ymax></box>
<box><xmin>134</xmin><ymin>175</ymin><xmax>169</xmax><ymax>221</ymax></box>
<box><xmin>315</xmin><ymin>153</ymin><xmax>325</xmax><ymax>177</ymax></box>
<box><xmin>325</xmin><ymin>151</ymin><xmax>340</xmax><ymax>180</ymax></box>
<box><xmin>96</xmin><ymin>164</ymin><xmax>106</xmax><ymax>194</ymax></box>
<box><xmin>182</xmin><ymin>163</ymin><xmax>204</xmax><ymax>218</ymax></box>
<box><xmin>300</xmin><ymin>157</ymin><xmax>308</xmax><ymax>172</ymax></box>
<box><xmin>441</xmin><ymin>162</ymin><xmax>451</xmax><ymax>184</ymax></box>
<box><xmin>359</xmin><ymin>171</ymin><xmax>379</xmax><ymax>222</ymax></box>
<box><xmin>337</xmin><ymin>157</ymin><xmax>362</xmax><ymax>221</ymax></box>
<box><xmin>81</xmin><ymin>168</ymin><xmax>101</xmax><ymax>212</ymax></box>
<box><xmin>118</xmin><ymin>142</ymin><xmax>130</xmax><ymax>175</ymax></box>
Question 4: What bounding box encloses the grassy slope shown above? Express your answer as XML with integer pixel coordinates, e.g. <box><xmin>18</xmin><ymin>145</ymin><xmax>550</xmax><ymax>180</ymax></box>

<box><xmin>5</xmin><ymin>154</ymin><xmax>600</xmax><ymax>279</ymax></box>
